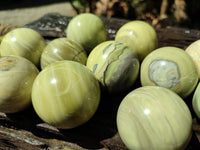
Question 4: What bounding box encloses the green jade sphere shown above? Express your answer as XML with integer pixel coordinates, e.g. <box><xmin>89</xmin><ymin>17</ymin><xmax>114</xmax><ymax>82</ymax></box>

<box><xmin>115</xmin><ymin>20</ymin><xmax>158</xmax><ymax>61</ymax></box>
<box><xmin>31</xmin><ymin>61</ymin><xmax>101</xmax><ymax>129</ymax></box>
<box><xmin>86</xmin><ymin>41</ymin><xmax>140</xmax><ymax>93</ymax></box>
<box><xmin>66</xmin><ymin>13</ymin><xmax>107</xmax><ymax>54</ymax></box>
<box><xmin>0</xmin><ymin>28</ymin><xmax>46</xmax><ymax>67</ymax></box>
<box><xmin>140</xmin><ymin>46</ymin><xmax>198</xmax><ymax>98</ymax></box>
<box><xmin>0</xmin><ymin>55</ymin><xmax>39</xmax><ymax>113</ymax></box>
<box><xmin>40</xmin><ymin>38</ymin><xmax>87</xmax><ymax>69</ymax></box>
<box><xmin>117</xmin><ymin>86</ymin><xmax>192</xmax><ymax>150</ymax></box>
<box><xmin>192</xmin><ymin>82</ymin><xmax>200</xmax><ymax>119</ymax></box>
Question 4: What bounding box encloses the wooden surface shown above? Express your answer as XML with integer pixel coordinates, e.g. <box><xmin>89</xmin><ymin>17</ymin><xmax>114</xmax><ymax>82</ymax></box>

<box><xmin>0</xmin><ymin>13</ymin><xmax>200</xmax><ymax>150</ymax></box>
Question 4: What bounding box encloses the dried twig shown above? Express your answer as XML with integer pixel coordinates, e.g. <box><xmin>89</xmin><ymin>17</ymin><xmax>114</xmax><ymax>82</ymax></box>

<box><xmin>173</xmin><ymin>0</ymin><xmax>188</xmax><ymax>22</ymax></box>
<box><xmin>0</xmin><ymin>24</ymin><xmax>19</xmax><ymax>36</ymax></box>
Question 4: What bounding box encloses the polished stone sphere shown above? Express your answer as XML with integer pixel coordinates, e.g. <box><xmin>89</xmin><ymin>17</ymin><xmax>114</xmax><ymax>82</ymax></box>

<box><xmin>117</xmin><ymin>86</ymin><xmax>192</xmax><ymax>150</ymax></box>
<box><xmin>86</xmin><ymin>41</ymin><xmax>140</xmax><ymax>93</ymax></box>
<box><xmin>66</xmin><ymin>13</ymin><xmax>107</xmax><ymax>54</ymax></box>
<box><xmin>192</xmin><ymin>82</ymin><xmax>200</xmax><ymax>119</ymax></box>
<box><xmin>185</xmin><ymin>40</ymin><xmax>200</xmax><ymax>78</ymax></box>
<box><xmin>0</xmin><ymin>28</ymin><xmax>46</xmax><ymax>66</ymax></box>
<box><xmin>140</xmin><ymin>46</ymin><xmax>198</xmax><ymax>98</ymax></box>
<box><xmin>31</xmin><ymin>60</ymin><xmax>100</xmax><ymax>129</ymax></box>
<box><xmin>0</xmin><ymin>55</ymin><xmax>39</xmax><ymax>113</ymax></box>
<box><xmin>115</xmin><ymin>20</ymin><xmax>158</xmax><ymax>61</ymax></box>
<box><xmin>40</xmin><ymin>38</ymin><xmax>87</xmax><ymax>69</ymax></box>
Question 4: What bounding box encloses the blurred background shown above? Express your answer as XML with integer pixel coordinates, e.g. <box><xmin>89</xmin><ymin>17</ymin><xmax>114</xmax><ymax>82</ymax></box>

<box><xmin>0</xmin><ymin>0</ymin><xmax>200</xmax><ymax>29</ymax></box>
<box><xmin>0</xmin><ymin>0</ymin><xmax>67</xmax><ymax>10</ymax></box>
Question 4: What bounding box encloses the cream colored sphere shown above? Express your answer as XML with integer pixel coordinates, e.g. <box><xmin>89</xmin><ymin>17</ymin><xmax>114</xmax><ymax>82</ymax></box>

<box><xmin>185</xmin><ymin>39</ymin><xmax>200</xmax><ymax>78</ymax></box>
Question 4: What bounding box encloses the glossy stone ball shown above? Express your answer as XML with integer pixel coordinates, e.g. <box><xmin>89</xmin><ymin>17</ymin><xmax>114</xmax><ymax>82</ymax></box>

<box><xmin>0</xmin><ymin>28</ymin><xmax>46</xmax><ymax>67</ymax></box>
<box><xmin>185</xmin><ymin>40</ymin><xmax>200</xmax><ymax>78</ymax></box>
<box><xmin>117</xmin><ymin>86</ymin><xmax>192</xmax><ymax>150</ymax></box>
<box><xmin>192</xmin><ymin>82</ymin><xmax>200</xmax><ymax>119</ymax></box>
<box><xmin>115</xmin><ymin>20</ymin><xmax>158</xmax><ymax>61</ymax></box>
<box><xmin>66</xmin><ymin>13</ymin><xmax>107</xmax><ymax>54</ymax></box>
<box><xmin>86</xmin><ymin>41</ymin><xmax>140</xmax><ymax>93</ymax></box>
<box><xmin>0</xmin><ymin>55</ymin><xmax>39</xmax><ymax>113</ymax></box>
<box><xmin>31</xmin><ymin>61</ymin><xmax>100</xmax><ymax>129</ymax></box>
<box><xmin>40</xmin><ymin>38</ymin><xmax>87</xmax><ymax>69</ymax></box>
<box><xmin>140</xmin><ymin>46</ymin><xmax>198</xmax><ymax>98</ymax></box>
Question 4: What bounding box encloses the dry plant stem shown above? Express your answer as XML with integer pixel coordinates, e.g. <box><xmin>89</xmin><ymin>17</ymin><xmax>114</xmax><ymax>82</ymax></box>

<box><xmin>173</xmin><ymin>0</ymin><xmax>188</xmax><ymax>22</ymax></box>
<box><xmin>96</xmin><ymin>0</ymin><xmax>109</xmax><ymax>16</ymax></box>
<box><xmin>160</xmin><ymin>0</ymin><xmax>168</xmax><ymax>19</ymax></box>
<box><xmin>69</xmin><ymin>0</ymin><xmax>80</xmax><ymax>14</ymax></box>
<box><xmin>0</xmin><ymin>24</ymin><xmax>19</xmax><ymax>36</ymax></box>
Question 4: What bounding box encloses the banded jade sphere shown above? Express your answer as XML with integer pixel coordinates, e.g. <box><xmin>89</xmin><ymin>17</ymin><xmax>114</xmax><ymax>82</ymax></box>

<box><xmin>40</xmin><ymin>38</ymin><xmax>87</xmax><ymax>69</ymax></box>
<box><xmin>0</xmin><ymin>56</ymin><xmax>39</xmax><ymax>113</ymax></box>
<box><xmin>115</xmin><ymin>20</ymin><xmax>158</xmax><ymax>61</ymax></box>
<box><xmin>185</xmin><ymin>40</ymin><xmax>200</xmax><ymax>78</ymax></box>
<box><xmin>66</xmin><ymin>13</ymin><xmax>107</xmax><ymax>54</ymax></box>
<box><xmin>86</xmin><ymin>41</ymin><xmax>140</xmax><ymax>93</ymax></box>
<box><xmin>140</xmin><ymin>46</ymin><xmax>198</xmax><ymax>98</ymax></box>
<box><xmin>192</xmin><ymin>82</ymin><xmax>200</xmax><ymax>119</ymax></box>
<box><xmin>117</xmin><ymin>86</ymin><xmax>192</xmax><ymax>150</ymax></box>
<box><xmin>31</xmin><ymin>61</ymin><xmax>100</xmax><ymax>129</ymax></box>
<box><xmin>0</xmin><ymin>28</ymin><xmax>46</xmax><ymax>66</ymax></box>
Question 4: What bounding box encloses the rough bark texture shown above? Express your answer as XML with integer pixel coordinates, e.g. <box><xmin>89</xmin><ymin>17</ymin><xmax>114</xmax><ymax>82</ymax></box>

<box><xmin>0</xmin><ymin>13</ymin><xmax>200</xmax><ymax>150</ymax></box>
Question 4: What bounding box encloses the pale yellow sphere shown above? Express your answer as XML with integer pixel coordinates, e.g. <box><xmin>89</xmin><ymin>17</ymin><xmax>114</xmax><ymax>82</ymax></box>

<box><xmin>185</xmin><ymin>39</ymin><xmax>200</xmax><ymax>78</ymax></box>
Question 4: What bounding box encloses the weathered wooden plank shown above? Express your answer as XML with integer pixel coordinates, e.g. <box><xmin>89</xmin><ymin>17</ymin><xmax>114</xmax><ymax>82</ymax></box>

<box><xmin>157</xmin><ymin>26</ymin><xmax>200</xmax><ymax>49</ymax></box>
<box><xmin>0</xmin><ymin>125</ymin><xmax>88</xmax><ymax>150</ymax></box>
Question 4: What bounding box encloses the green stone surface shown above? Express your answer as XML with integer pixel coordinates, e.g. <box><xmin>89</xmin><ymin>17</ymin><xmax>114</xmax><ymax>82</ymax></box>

<box><xmin>115</xmin><ymin>20</ymin><xmax>158</xmax><ymax>61</ymax></box>
<box><xmin>0</xmin><ymin>28</ymin><xmax>46</xmax><ymax>67</ymax></box>
<box><xmin>117</xmin><ymin>86</ymin><xmax>192</xmax><ymax>150</ymax></box>
<box><xmin>0</xmin><ymin>56</ymin><xmax>39</xmax><ymax>113</ymax></box>
<box><xmin>40</xmin><ymin>38</ymin><xmax>87</xmax><ymax>69</ymax></box>
<box><xmin>66</xmin><ymin>13</ymin><xmax>107</xmax><ymax>54</ymax></box>
<box><xmin>140</xmin><ymin>46</ymin><xmax>198</xmax><ymax>98</ymax></box>
<box><xmin>86</xmin><ymin>41</ymin><xmax>139</xmax><ymax>93</ymax></box>
<box><xmin>192</xmin><ymin>82</ymin><xmax>200</xmax><ymax>119</ymax></box>
<box><xmin>32</xmin><ymin>60</ymin><xmax>100</xmax><ymax>129</ymax></box>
